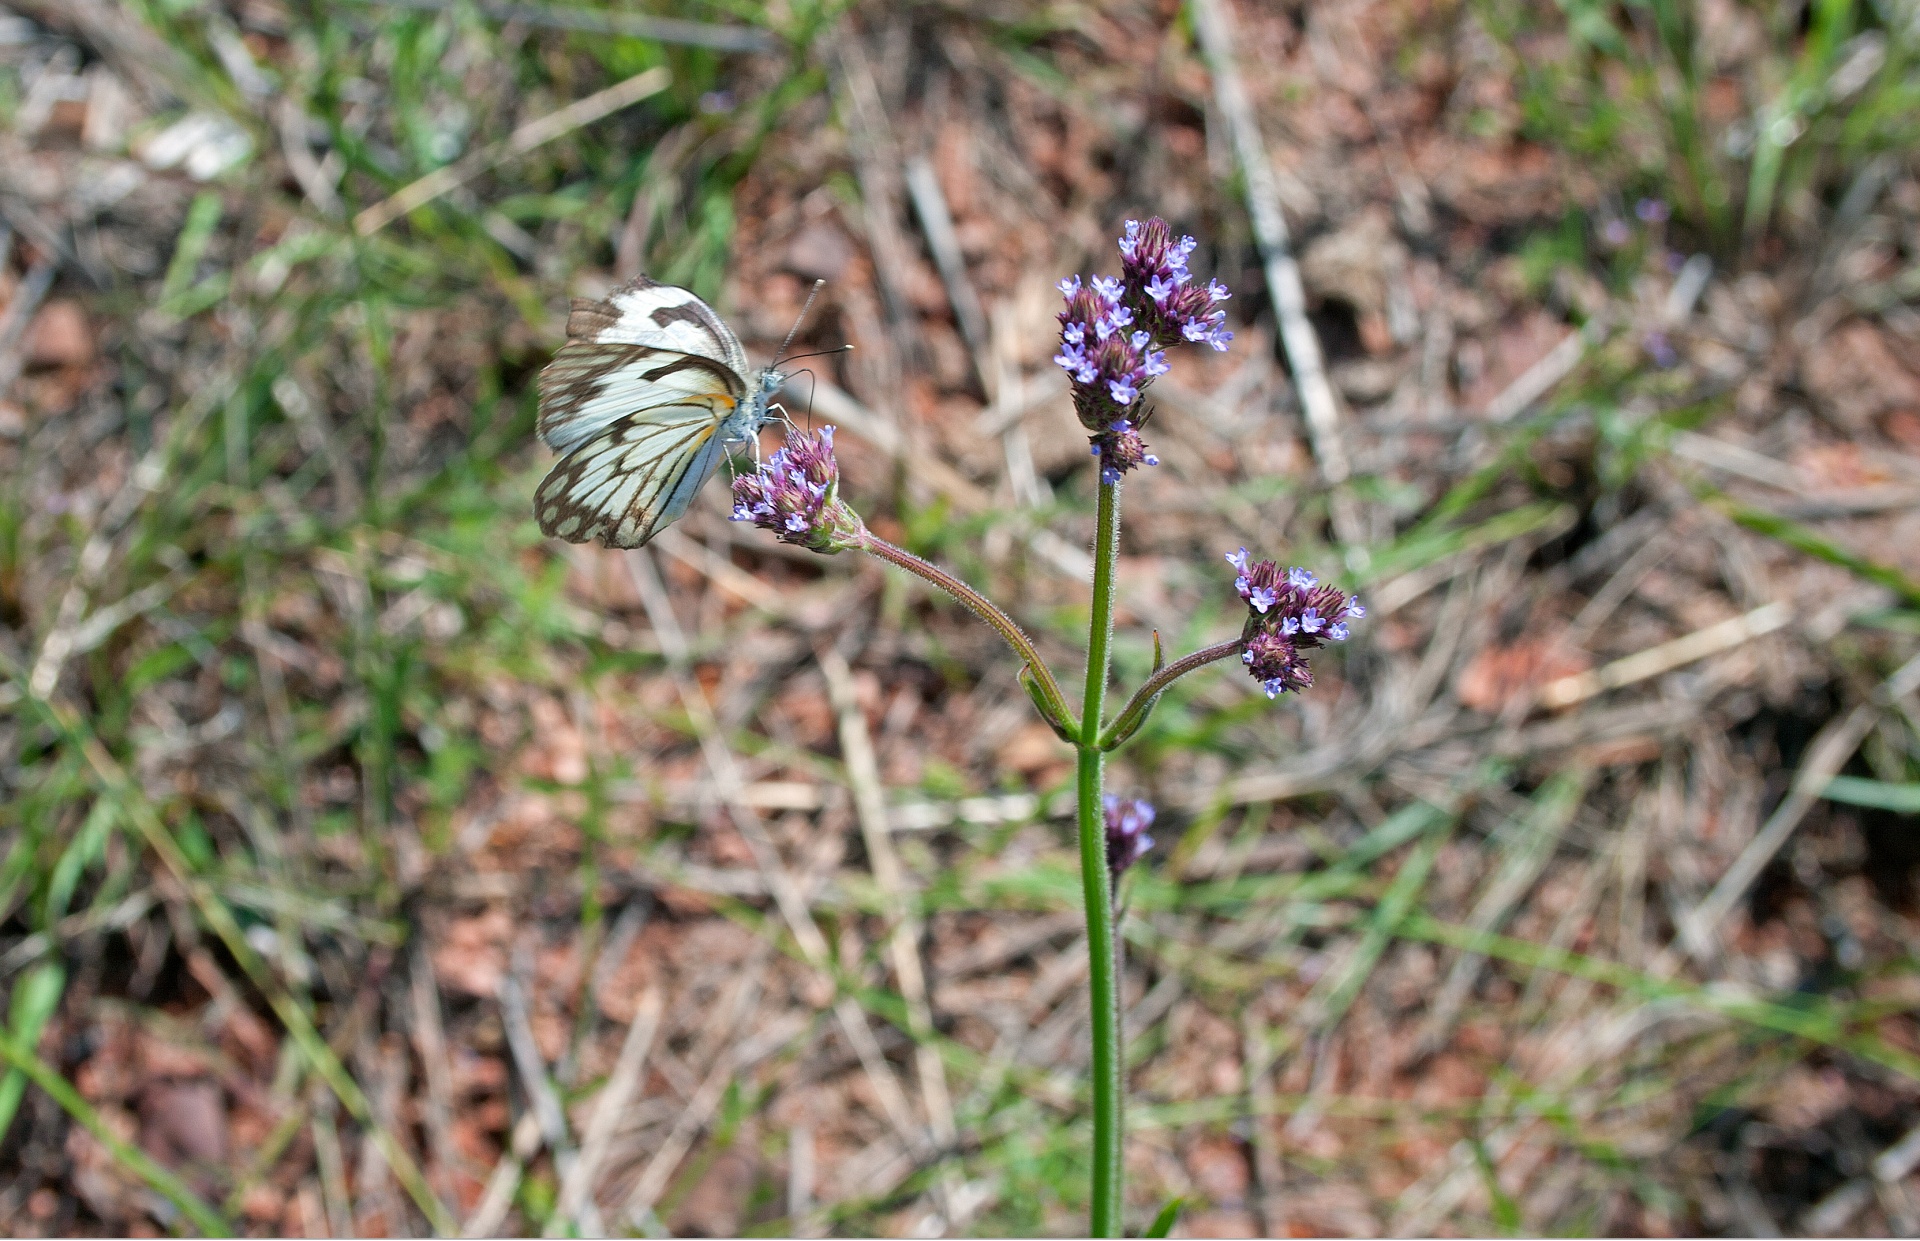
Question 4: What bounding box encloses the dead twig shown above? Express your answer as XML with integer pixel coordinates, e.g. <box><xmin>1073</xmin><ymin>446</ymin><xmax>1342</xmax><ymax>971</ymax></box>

<box><xmin>551</xmin><ymin>988</ymin><xmax>663</xmax><ymax>1236</ymax></box>
<box><xmin>344</xmin><ymin>0</ymin><xmax>779</xmax><ymax>53</ymax></box>
<box><xmin>1679</xmin><ymin>703</ymin><xmax>1877</xmax><ymax>960</ymax></box>
<box><xmin>1189</xmin><ymin>0</ymin><xmax>1361</xmax><ymax>546</ymax></box>
<box><xmin>408</xmin><ymin>942</ymin><xmax>467</xmax><ymax>1206</ymax></box>
<box><xmin>0</xmin><ymin>254</ymin><xmax>55</xmax><ymax>400</ymax></box>
<box><xmin>1540</xmin><ymin>603</ymin><xmax>1793</xmax><ymax>708</ymax></box>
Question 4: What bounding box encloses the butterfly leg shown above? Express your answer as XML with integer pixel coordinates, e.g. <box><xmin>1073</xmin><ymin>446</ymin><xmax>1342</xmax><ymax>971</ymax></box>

<box><xmin>763</xmin><ymin>400</ymin><xmax>800</xmax><ymax>434</ymax></box>
<box><xmin>725</xmin><ymin>428</ymin><xmax>762</xmax><ymax>466</ymax></box>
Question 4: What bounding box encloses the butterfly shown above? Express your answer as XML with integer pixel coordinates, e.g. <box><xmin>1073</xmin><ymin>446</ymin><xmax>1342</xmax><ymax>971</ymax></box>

<box><xmin>533</xmin><ymin>276</ymin><xmax>790</xmax><ymax>549</ymax></box>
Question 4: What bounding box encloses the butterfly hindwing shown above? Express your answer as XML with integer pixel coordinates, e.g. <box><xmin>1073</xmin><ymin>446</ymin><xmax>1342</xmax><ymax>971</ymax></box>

<box><xmin>533</xmin><ymin>399</ymin><xmax>734</xmax><ymax>549</ymax></box>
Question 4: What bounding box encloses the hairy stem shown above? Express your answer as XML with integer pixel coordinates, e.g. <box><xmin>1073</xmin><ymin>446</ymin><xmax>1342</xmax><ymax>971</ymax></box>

<box><xmin>857</xmin><ymin>533</ymin><xmax>1077</xmax><ymax>731</ymax></box>
<box><xmin>1080</xmin><ymin>479</ymin><xmax>1123</xmax><ymax>1237</ymax></box>
<box><xmin>1099</xmin><ymin>638</ymin><xmax>1244</xmax><ymax>750</ymax></box>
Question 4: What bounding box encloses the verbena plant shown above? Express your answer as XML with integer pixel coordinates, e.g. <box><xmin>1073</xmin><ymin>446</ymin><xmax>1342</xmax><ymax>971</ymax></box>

<box><xmin>728</xmin><ymin>218</ymin><xmax>1363</xmax><ymax>1235</ymax></box>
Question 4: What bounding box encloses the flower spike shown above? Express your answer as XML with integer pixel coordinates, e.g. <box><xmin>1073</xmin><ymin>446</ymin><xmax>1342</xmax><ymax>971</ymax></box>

<box><xmin>729</xmin><ymin>426</ymin><xmax>866</xmax><ymax>553</ymax></box>
<box><xmin>1228</xmin><ymin>552</ymin><xmax>1362</xmax><ymax>698</ymax></box>
<box><xmin>1051</xmin><ymin>217</ymin><xmax>1235</xmax><ymax>483</ymax></box>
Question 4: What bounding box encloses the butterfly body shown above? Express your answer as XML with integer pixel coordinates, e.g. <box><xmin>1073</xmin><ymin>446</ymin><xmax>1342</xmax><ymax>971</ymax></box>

<box><xmin>534</xmin><ymin>277</ymin><xmax>785</xmax><ymax>548</ymax></box>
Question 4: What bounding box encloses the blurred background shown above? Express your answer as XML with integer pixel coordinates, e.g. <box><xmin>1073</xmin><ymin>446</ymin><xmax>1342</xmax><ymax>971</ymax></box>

<box><xmin>4</xmin><ymin>0</ymin><xmax>1920</xmax><ymax>1235</ymax></box>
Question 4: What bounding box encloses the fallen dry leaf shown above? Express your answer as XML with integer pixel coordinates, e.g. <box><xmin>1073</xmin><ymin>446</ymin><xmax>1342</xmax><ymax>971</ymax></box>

<box><xmin>1801</xmin><ymin>320</ymin><xmax>1920</xmax><ymax>428</ymax></box>
<box><xmin>1455</xmin><ymin>638</ymin><xmax>1590</xmax><ymax>713</ymax></box>
<box><xmin>432</xmin><ymin>908</ymin><xmax>513</xmax><ymax>998</ymax></box>
<box><xmin>24</xmin><ymin>298</ymin><xmax>94</xmax><ymax>370</ymax></box>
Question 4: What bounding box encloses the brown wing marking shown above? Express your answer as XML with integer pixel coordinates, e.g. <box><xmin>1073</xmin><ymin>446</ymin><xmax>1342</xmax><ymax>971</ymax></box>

<box><xmin>532</xmin><ymin>399</ymin><xmax>729</xmax><ymax>549</ymax></box>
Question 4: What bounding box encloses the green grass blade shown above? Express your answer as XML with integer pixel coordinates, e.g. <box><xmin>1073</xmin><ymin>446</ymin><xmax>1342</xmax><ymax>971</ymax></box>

<box><xmin>0</xmin><ymin>1029</ymin><xmax>232</xmax><ymax>1235</ymax></box>
<box><xmin>1398</xmin><ymin>912</ymin><xmax>1920</xmax><ymax>1081</ymax></box>
<box><xmin>1304</xmin><ymin>812</ymin><xmax>1456</xmax><ymax>1033</ymax></box>
<box><xmin>1821</xmin><ymin>775</ymin><xmax>1920</xmax><ymax>814</ymax></box>
<box><xmin>1705</xmin><ymin>491</ymin><xmax>1920</xmax><ymax>608</ymax></box>
<box><xmin>0</xmin><ymin>962</ymin><xmax>66</xmax><ymax>1144</ymax></box>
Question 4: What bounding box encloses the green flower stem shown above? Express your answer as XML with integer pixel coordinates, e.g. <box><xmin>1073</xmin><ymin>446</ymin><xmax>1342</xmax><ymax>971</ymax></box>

<box><xmin>857</xmin><ymin>532</ymin><xmax>1077</xmax><ymax>731</ymax></box>
<box><xmin>1098</xmin><ymin>639</ymin><xmax>1244</xmax><ymax>750</ymax></box>
<box><xmin>1080</xmin><ymin>479</ymin><xmax>1124</xmax><ymax>1237</ymax></box>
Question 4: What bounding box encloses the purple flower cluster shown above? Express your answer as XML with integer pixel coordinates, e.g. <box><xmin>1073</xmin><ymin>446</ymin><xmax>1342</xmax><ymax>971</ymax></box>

<box><xmin>1053</xmin><ymin>218</ymin><xmax>1233</xmax><ymax>483</ymax></box>
<box><xmin>1226</xmin><ymin>549</ymin><xmax>1364</xmax><ymax>699</ymax></box>
<box><xmin>729</xmin><ymin>426</ymin><xmax>866</xmax><ymax>554</ymax></box>
<box><xmin>1103</xmin><ymin>794</ymin><xmax>1156</xmax><ymax>877</ymax></box>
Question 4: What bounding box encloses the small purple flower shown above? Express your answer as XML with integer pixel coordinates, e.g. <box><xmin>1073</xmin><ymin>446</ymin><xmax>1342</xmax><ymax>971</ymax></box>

<box><xmin>1146</xmin><ymin>274</ymin><xmax>1175</xmax><ymax>304</ymax></box>
<box><xmin>1104</xmin><ymin>795</ymin><xmax>1156</xmax><ymax>877</ymax></box>
<box><xmin>1109</xmin><ymin>376</ymin><xmax>1139</xmax><ymax>405</ymax></box>
<box><xmin>1635</xmin><ymin>197</ymin><xmax>1670</xmax><ymax>224</ymax></box>
<box><xmin>1206</xmin><ymin>279</ymin><xmax>1231</xmax><ymax>303</ymax></box>
<box><xmin>1600</xmin><ymin>217</ymin><xmax>1631</xmax><ymax>248</ymax></box>
<box><xmin>1227</xmin><ymin>551</ymin><xmax>1361</xmax><ymax>698</ymax></box>
<box><xmin>1643</xmin><ymin>330</ymin><xmax>1678</xmax><ymax>368</ymax></box>
<box><xmin>1057</xmin><ymin>275</ymin><xmax>1082</xmax><ymax>296</ymax></box>
<box><xmin>730</xmin><ymin>426</ymin><xmax>866</xmax><ymax>554</ymax></box>
<box><xmin>1091</xmin><ymin>274</ymin><xmax>1124</xmax><ymax>302</ymax></box>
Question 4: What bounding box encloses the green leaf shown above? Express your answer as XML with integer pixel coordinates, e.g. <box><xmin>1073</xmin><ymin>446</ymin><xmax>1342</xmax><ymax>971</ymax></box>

<box><xmin>1018</xmin><ymin>663</ymin><xmax>1077</xmax><ymax>743</ymax></box>
<box><xmin>1144</xmin><ymin>1196</ymin><xmax>1184</xmax><ymax>1238</ymax></box>
<box><xmin>1472</xmin><ymin>1136</ymin><xmax>1523</xmax><ymax>1233</ymax></box>
<box><xmin>160</xmin><ymin>190</ymin><xmax>224</xmax><ymax>306</ymax></box>
<box><xmin>0</xmin><ymin>962</ymin><xmax>67</xmax><ymax>1144</ymax></box>
<box><xmin>1705</xmin><ymin>491</ymin><xmax>1920</xmax><ymax>608</ymax></box>
<box><xmin>1821</xmin><ymin>775</ymin><xmax>1920</xmax><ymax>814</ymax></box>
<box><xmin>46</xmin><ymin>799</ymin><xmax>116</xmax><ymax>924</ymax></box>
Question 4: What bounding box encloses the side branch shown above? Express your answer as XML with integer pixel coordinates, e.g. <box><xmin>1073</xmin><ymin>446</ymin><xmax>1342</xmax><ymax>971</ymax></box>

<box><xmin>857</xmin><ymin>533</ymin><xmax>1078</xmax><ymax>732</ymax></box>
<box><xmin>1099</xmin><ymin>638</ymin><xmax>1243</xmax><ymax>750</ymax></box>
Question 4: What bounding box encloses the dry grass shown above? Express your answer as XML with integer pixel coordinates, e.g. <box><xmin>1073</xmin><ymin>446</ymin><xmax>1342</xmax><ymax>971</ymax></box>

<box><xmin>3</xmin><ymin>0</ymin><xmax>1920</xmax><ymax>1235</ymax></box>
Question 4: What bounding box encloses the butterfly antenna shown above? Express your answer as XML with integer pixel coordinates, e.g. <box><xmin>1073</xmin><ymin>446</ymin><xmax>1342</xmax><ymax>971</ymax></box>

<box><xmin>775</xmin><ymin>279</ymin><xmax>827</xmax><ymax>365</ymax></box>
<box><xmin>781</xmin><ymin>344</ymin><xmax>854</xmax><ymax>365</ymax></box>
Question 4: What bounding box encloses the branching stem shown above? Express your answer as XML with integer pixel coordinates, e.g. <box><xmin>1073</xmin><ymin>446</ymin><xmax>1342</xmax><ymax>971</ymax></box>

<box><xmin>1099</xmin><ymin>639</ymin><xmax>1244</xmax><ymax>749</ymax></box>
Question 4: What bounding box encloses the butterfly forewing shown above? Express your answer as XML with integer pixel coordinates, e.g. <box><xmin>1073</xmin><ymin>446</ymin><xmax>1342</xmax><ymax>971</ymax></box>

<box><xmin>539</xmin><ymin>279</ymin><xmax>751</xmax><ymax>450</ymax></box>
<box><xmin>540</xmin><ymin>340</ymin><xmax>742</xmax><ymax>456</ymax></box>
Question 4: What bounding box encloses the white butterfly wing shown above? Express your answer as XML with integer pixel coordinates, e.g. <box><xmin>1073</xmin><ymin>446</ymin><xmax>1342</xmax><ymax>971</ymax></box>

<box><xmin>533</xmin><ymin>398</ymin><xmax>735</xmax><ymax>549</ymax></box>
<box><xmin>588</xmin><ymin>276</ymin><xmax>751</xmax><ymax>375</ymax></box>
<box><xmin>538</xmin><ymin>276</ymin><xmax>751</xmax><ymax>456</ymax></box>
